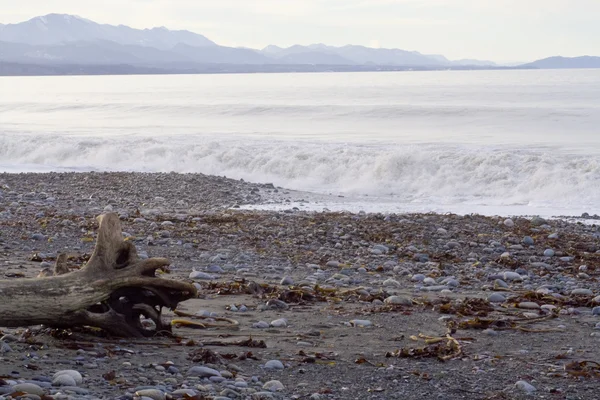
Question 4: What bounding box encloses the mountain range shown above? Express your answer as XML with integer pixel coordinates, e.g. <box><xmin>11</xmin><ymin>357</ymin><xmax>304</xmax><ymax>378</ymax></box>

<box><xmin>0</xmin><ymin>14</ymin><xmax>598</xmax><ymax>74</ymax></box>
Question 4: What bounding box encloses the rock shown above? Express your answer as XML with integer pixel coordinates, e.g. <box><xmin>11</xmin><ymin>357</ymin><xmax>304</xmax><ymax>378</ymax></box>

<box><xmin>421</xmin><ymin>285</ymin><xmax>449</xmax><ymax>292</ymax></box>
<box><xmin>383</xmin><ymin>278</ymin><xmax>401</xmax><ymax>287</ymax></box>
<box><xmin>522</xmin><ymin>236</ymin><xmax>534</xmax><ymax>246</ymax></box>
<box><xmin>253</xmin><ymin>321</ymin><xmax>270</xmax><ymax>329</ymax></box>
<box><xmin>437</xmin><ymin>228</ymin><xmax>448</xmax><ymax>235</ymax></box>
<box><xmin>280</xmin><ymin>276</ymin><xmax>294</xmax><ymax>285</ymax></box>
<box><xmin>488</xmin><ymin>293</ymin><xmax>506</xmax><ymax>303</ymax></box>
<box><xmin>349</xmin><ymin>319</ymin><xmax>372</xmax><ymax>327</ymax></box>
<box><xmin>530</xmin><ymin>216</ymin><xmax>547</xmax><ymax>226</ymax></box>
<box><xmin>135</xmin><ymin>389</ymin><xmax>166</xmax><ymax>400</ymax></box>
<box><xmin>592</xmin><ymin>307</ymin><xmax>600</xmax><ymax>316</ymax></box>
<box><xmin>483</xmin><ymin>329</ymin><xmax>498</xmax><ymax>336</ymax></box>
<box><xmin>548</xmin><ymin>233</ymin><xmax>559</xmax><ymax>239</ymax></box>
<box><xmin>423</xmin><ymin>277</ymin><xmax>437</xmax><ymax>285</ymax></box>
<box><xmin>12</xmin><ymin>383</ymin><xmax>45</xmax><ymax>396</ymax></box>
<box><xmin>189</xmin><ymin>271</ymin><xmax>215</xmax><ymax>280</ymax></box>
<box><xmin>326</xmin><ymin>260</ymin><xmax>340</xmax><ymax>268</ymax></box>
<box><xmin>504</xmin><ymin>218</ymin><xmax>515</xmax><ymax>227</ymax></box>
<box><xmin>262</xmin><ymin>380</ymin><xmax>285</xmax><ymax>392</ymax></box>
<box><xmin>518</xmin><ymin>302</ymin><xmax>540</xmax><ymax>310</ymax></box>
<box><xmin>266</xmin><ymin>299</ymin><xmax>289</xmax><ymax>309</ymax></box>
<box><xmin>264</xmin><ymin>360</ymin><xmax>285</xmax><ymax>370</ymax></box>
<box><xmin>571</xmin><ymin>288</ymin><xmax>593</xmax><ymax>296</ymax></box>
<box><xmin>252</xmin><ymin>392</ymin><xmax>276</xmax><ymax>400</ymax></box>
<box><xmin>515</xmin><ymin>380</ymin><xmax>536</xmax><ymax>394</ymax></box>
<box><xmin>593</xmin><ymin>296</ymin><xmax>600</xmax><ymax>304</ymax></box>
<box><xmin>270</xmin><ymin>318</ymin><xmax>288</xmax><ymax>328</ymax></box>
<box><xmin>188</xmin><ymin>366</ymin><xmax>221</xmax><ymax>378</ymax></box>
<box><xmin>384</xmin><ymin>296</ymin><xmax>412</xmax><ymax>306</ymax></box>
<box><xmin>494</xmin><ymin>279</ymin><xmax>509</xmax><ymax>288</ymax></box>
<box><xmin>543</xmin><ymin>249</ymin><xmax>555</xmax><ymax>257</ymax></box>
<box><xmin>503</xmin><ymin>272</ymin><xmax>522</xmax><ymax>282</ymax></box>
<box><xmin>52</xmin><ymin>374</ymin><xmax>77</xmax><ymax>387</ymax></box>
<box><xmin>0</xmin><ymin>342</ymin><xmax>12</xmax><ymax>353</ymax></box>
<box><xmin>206</xmin><ymin>265</ymin><xmax>225</xmax><ymax>274</ymax></box>
<box><xmin>411</xmin><ymin>274</ymin><xmax>426</xmax><ymax>282</ymax></box>
<box><xmin>53</xmin><ymin>370</ymin><xmax>83</xmax><ymax>386</ymax></box>
<box><xmin>31</xmin><ymin>233</ymin><xmax>45</xmax><ymax>241</ymax></box>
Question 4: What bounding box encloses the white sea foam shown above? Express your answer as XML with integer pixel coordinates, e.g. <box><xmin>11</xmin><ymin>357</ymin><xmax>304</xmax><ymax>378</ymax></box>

<box><xmin>1</xmin><ymin>133</ymin><xmax>599</xmax><ymax>216</ymax></box>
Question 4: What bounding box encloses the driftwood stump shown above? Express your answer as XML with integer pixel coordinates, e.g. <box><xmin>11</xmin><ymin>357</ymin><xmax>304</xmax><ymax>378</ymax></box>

<box><xmin>0</xmin><ymin>213</ymin><xmax>197</xmax><ymax>337</ymax></box>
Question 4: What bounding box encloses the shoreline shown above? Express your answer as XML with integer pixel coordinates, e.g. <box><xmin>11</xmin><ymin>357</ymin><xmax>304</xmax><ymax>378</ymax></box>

<box><xmin>1</xmin><ymin>170</ymin><xmax>597</xmax><ymax>222</ymax></box>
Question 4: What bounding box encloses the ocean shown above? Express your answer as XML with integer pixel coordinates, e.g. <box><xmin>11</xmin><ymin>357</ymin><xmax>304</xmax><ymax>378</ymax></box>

<box><xmin>1</xmin><ymin>69</ymin><xmax>599</xmax><ymax>217</ymax></box>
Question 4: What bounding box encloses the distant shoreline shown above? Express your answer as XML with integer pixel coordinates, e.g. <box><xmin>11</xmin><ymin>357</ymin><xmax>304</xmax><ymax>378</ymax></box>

<box><xmin>0</xmin><ymin>62</ymin><xmax>535</xmax><ymax>77</ymax></box>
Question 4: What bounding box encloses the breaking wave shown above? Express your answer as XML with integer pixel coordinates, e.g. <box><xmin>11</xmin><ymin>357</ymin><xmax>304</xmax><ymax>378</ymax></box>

<box><xmin>1</xmin><ymin>133</ymin><xmax>599</xmax><ymax>212</ymax></box>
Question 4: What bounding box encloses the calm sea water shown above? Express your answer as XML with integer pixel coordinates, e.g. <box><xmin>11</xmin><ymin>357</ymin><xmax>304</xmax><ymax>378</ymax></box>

<box><xmin>1</xmin><ymin>70</ymin><xmax>599</xmax><ymax>216</ymax></box>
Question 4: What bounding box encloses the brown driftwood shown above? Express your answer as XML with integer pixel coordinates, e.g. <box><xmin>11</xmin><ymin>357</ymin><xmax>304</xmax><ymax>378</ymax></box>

<box><xmin>0</xmin><ymin>213</ymin><xmax>197</xmax><ymax>337</ymax></box>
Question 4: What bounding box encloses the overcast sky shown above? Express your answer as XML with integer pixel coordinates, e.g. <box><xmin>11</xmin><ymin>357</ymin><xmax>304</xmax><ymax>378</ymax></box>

<box><xmin>1</xmin><ymin>0</ymin><xmax>598</xmax><ymax>62</ymax></box>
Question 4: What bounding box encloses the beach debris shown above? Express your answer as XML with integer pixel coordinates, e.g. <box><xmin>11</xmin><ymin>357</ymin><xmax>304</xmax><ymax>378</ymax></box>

<box><xmin>386</xmin><ymin>333</ymin><xmax>463</xmax><ymax>361</ymax></box>
<box><xmin>0</xmin><ymin>213</ymin><xmax>196</xmax><ymax>337</ymax></box>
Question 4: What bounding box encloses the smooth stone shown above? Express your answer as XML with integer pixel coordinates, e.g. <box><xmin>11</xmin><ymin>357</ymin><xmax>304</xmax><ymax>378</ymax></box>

<box><xmin>280</xmin><ymin>276</ymin><xmax>294</xmax><ymax>285</ymax></box>
<box><xmin>483</xmin><ymin>329</ymin><xmax>498</xmax><ymax>336</ymax></box>
<box><xmin>571</xmin><ymin>288</ymin><xmax>593</xmax><ymax>296</ymax></box>
<box><xmin>504</xmin><ymin>218</ymin><xmax>515</xmax><ymax>227</ymax></box>
<box><xmin>423</xmin><ymin>277</ymin><xmax>437</xmax><ymax>285</ymax></box>
<box><xmin>251</xmin><ymin>392</ymin><xmax>276</xmax><ymax>400</ymax></box>
<box><xmin>53</xmin><ymin>370</ymin><xmax>82</xmax><ymax>386</ymax></box>
<box><xmin>543</xmin><ymin>249</ymin><xmax>555</xmax><ymax>257</ymax></box>
<box><xmin>189</xmin><ymin>271</ymin><xmax>215</xmax><ymax>280</ymax></box>
<box><xmin>503</xmin><ymin>271</ymin><xmax>522</xmax><ymax>282</ymax></box>
<box><xmin>522</xmin><ymin>236</ymin><xmax>534</xmax><ymax>246</ymax></box>
<box><xmin>494</xmin><ymin>279</ymin><xmax>509</xmax><ymax>289</ymax></box>
<box><xmin>383</xmin><ymin>278</ymin><xmax>401</xmax><ymax>287</ymax></box>
<box><xmin>262</xmin><ymin>380</ymin><xmax>285</xmax><ymax>392</ymax></box>
<box><xmin>548</xmin><ymin>233</ymin><xmax>559</xmax><ymax>239</ymax></box>
<box><xmin>264</xmin><ymin>360</ymin><xmax>284</xmax><ymax>370</ymax></box>
<box><xmin>421</xmin><ymin>285</ymin><xmax>449</xmax><ymax>292</ymax></box>
<box><xmin>207</xmin><ymin>265</ymin><xmax>225</xmax><ymax>274</ymax></box>
<box><xmin>515</xmin><ymin>380</ymin><xmax>536</xmax><ymax>394</ymax></box>
<box><xmin>349</xmin><ymin>319</ymin><xmax>372</xmax><ymax>327</ymax></box>
<box><xmin>445</xmin><ymin>279</ymin><xmax>459</xmax><ymax>287</ymax></box>
<box><xmin>488</xmin><ymin>293</ymin><xmax>506</xmax><ymax>303</ymax></box>
<box><xmin>326</xmin><ymin>260</ymin><xmax>340</xmax><ymax>268</ymax></box>
<box><xmin>135</xmin><ymin>389</ymin><xmax>166</xmax><ymax>400</ymax></box>
<box><xmin>592</xmin><ymin>307</ymin><xmax>600</xmax><ymax>316</ymax></box>
<box><xmin>270</xmin><ymin>318</ymin><xmax>288</xmax><ymax>328</ymax></box>
<box><xmin>518</xmin><ymin>302</ymin><xmax>540</xmax><ymax>310</ymax></box>
<box><xmin>188</xmin><ymin>366</ymin><xmax>221</xmax><ymax>378</ymax></box>
<box><xmin>437</xmin><ymin>228</ymin><xmax>448</xmax><ymax>235</ymax></box>
<box><xmin>384</xmin><ymin>296</ymin><xmax>412</xmax><ymax>306</ymax></box>
<box><xmin>12</xmin><ymin>383</ymin><xmax>44</xmax><ymax>396</ymax></box>
<box><xmin>530</xmin><ymin>216</ymin><xmax>547</xmax><ymax>226</ymax></box>
<box><xmin>253</xmin><ymin>321</ymin><xmax>270</xmax><ymax>329</ymax></box>
<box><xmin>52</xmin><ymin>375</ymin><xmax>76</xmax><ymax>387</ymax></box>
<box><xmin>593</xmin><ymin>296</ymin><xmax>600</xmax><ymax>303</ymax></box>
<box><xmin>411</xmin><ymin>274</ymin><xmax>426</xmax><ymax>282</ymax></box>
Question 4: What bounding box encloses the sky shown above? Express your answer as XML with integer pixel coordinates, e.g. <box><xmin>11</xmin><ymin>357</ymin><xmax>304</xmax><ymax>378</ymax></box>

<box><xmin>0</xmin><ymin>0</ymin><xmax>598</xmax><ymax>63</ymax></box>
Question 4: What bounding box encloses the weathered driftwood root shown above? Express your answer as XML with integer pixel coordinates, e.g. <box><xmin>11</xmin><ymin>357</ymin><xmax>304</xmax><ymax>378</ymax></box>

<box><xmin>0</xmin><ymin>213</ymin><xmax>197</xmax><ymax>337</ymax></box>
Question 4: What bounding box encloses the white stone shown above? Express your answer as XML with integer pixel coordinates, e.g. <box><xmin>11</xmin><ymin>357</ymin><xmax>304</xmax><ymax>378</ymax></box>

<box><xmin>384</xmin><ymin>296</ymin><xmax>412</xmax><ymax>306</ymax></box>
<box><xmin>270</xmin><ymin>318</ymin><xmax>288</xmax><ymax>328</ymax></box>
<box><xmin>263</xmin><ymin>380</ymin><xmax>285</xmax><ymax>392</ymax></box>
<box><xmin>349</xmin><ymin>319</ymin><xmax>372</xmax><ymax>327</ymax></box>
<box><xmin>135</xmin><ymin>389</ymin><xmax>166</xmax><ymax>400</ymax></box>
<box><xmin>53</xmin><ymin>370</ymin><xmax>83</xmax><ymax>386</ymax></box>
<box><xmin>515</xmin><ymin>380</ymin><xmax>536</xmax><ymax>394</ymax></box>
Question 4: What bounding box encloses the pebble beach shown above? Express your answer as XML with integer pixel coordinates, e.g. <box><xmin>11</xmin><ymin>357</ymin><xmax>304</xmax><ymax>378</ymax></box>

<box><xmin>1</xmin><ymin>172</ymin><xmax>600</xmax><ymax>400</ymax></box>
